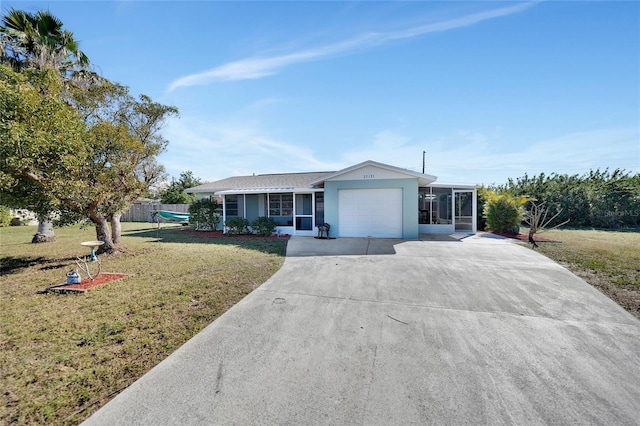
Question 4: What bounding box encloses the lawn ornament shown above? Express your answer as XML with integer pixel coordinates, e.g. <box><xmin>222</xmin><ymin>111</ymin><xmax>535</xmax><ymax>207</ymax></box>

<box><xmin>66</xmin><ymin>270</ymin><xmax>81</xmax><ymax>284</ymax></box>
<box><xmin>74</xmin><ymin>241</ymin><xmax>104</xmax><ymax>281</ymax></box>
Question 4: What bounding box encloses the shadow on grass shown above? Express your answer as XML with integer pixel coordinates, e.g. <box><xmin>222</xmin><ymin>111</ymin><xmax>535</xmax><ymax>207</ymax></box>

<box><xmin>122</xmin><ymin>227</ymin><xmax>288</xmax><ymax>257</ymax></box>
<box><xmin>1</xmin><ymin>255</ymin><xmax>78</xmax><ymax>275</ymax></box>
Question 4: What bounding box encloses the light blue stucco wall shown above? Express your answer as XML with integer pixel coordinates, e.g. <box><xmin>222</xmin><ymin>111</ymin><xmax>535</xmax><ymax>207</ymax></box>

<box><xmin>324</xmin><ymin>178</ymin><xmax>419</xmax><ymax>239</ymax></box>
<box><xmin>245</xmin><ymin>194</ymin><xmax>259</xmax><ymax>223</ymax></box>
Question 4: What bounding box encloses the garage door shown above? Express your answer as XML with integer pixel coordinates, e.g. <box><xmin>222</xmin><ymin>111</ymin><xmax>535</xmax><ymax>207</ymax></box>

<box><xmin>338</xmin><ymin>188</ymin><xmax>403</xmax><ymax>238</ymax></box>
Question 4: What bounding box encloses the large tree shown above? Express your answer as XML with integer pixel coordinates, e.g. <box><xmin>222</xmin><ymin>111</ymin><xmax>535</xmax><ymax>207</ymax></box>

<box><xmin>0</xmin><ymin>66</ymin><xmax>86</xmax><ymax>232</ymax></box>
<box><xmin>1</xmin><ymin>66</ymin><xmax>177</xmax><ymax>254</ymax></box>
<box><xmin>75</xmin><ymin>81</ymin><xmax>178</xmax><ymax>252</ymax></box>
<box><xmin>1</xmin><ymin>8</ymin><xmax>177</xmax><ymax>251</ymax></box>
<box><xmin>1</xmin><ymin>8</ymin><xmax>93</xmax><ymax>242</ymax></box>
<box><xmin>0</xmin><ymin>8</ymin><xmax>88</xmax><ymax>73</ymax></box>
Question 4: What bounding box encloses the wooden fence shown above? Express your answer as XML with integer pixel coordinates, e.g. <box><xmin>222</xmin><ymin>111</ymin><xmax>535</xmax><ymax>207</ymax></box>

<box><xmin>121</xmin><ymin>203</ymin><xmax>190</xmax><ymax>222</ymax></box>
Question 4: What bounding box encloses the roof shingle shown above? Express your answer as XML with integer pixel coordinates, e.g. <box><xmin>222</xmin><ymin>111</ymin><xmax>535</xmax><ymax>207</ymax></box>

<box><xmin>185</xmin><ymin>171</ymin><xmax>333</xmax><ymax>193</ymax></box>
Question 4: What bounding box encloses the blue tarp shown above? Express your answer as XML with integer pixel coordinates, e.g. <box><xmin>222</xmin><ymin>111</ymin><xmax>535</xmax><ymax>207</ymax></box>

<box><xmin>156</xmin><ymin>210</ymin><xmax>190</xmax><ymax>222</ymax></box>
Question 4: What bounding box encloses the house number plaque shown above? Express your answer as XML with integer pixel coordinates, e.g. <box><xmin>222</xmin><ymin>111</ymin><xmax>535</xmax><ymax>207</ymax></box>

<box><xmin>363</xmin><ymin>174</ymin><xmax>375</xmax><ymax>179</ymax></box>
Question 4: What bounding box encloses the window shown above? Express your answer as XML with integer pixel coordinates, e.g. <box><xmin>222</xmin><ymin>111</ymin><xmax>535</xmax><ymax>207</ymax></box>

<box><xmin>315</xmin><ymin>192</ymin><xmax>325</xmax><ymax>226</ymax></box>
<box><xmin>433</xmin><ymin>188</ymin><xmax>452</xmax><ymax>224</ymax></box>
<box><xmin>267</xmin><ymin>193</ymin><xmax>293</xmax><ymax>226</ymax></box>
<box><xmin>225</xmin><ymin>195</ymin><xmax>238</xmax><ymax>217</ymax></box>
<box><xmin>269</xmin><ymin>193</ymin><xmax>293</xmax><ymax>216</ymax></box>
<box><xmin>418</xmin><ymin>188</ymin><xmax>434</xmax><ymax>224</ymax></box>
<box><xmin>419</xmin><ymin>187</ymin><xmax>452</xmax><ymax>224</ymax></box>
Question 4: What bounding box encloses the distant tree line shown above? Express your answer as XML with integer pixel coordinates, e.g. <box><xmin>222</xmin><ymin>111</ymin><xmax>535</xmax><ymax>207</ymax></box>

<box><xmin>159</xmin><ymin>171</ymin><xmax>201</xmax><ymax>204</ymax></box>
<box><xmin>491</xmin><ymin>169</ymin><xmax>640</xmax><ymax>229</ymax></box>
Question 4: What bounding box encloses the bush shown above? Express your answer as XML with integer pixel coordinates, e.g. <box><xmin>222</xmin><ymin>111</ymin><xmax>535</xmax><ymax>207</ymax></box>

<box><xmin>0</xmin><ymin>206</ymin><xmax>11</xmax><ymax>227</ymax></box>
<box><xmin>10</xmin><ymin>217</ymin><xmax>23</xmax><ymax>226</ymax></box>
<box><xmin>225</xmin><ymin>217</ymin><xmax>250</xmax><ymax>235</ymax></box>
<box><xmin>188</xmin><ymin>198</ymin><xmax>220</xmax><ymax>231</ymax></box>
<box><xmin>483</xmin><ymin>190</ymin><xmax>529</xmax><ymax>233</ymax></box>
<box><xmin>496</xmin><ymin>169</ymin><xmax>640</xmax><ymax>229</ymax></box>
<box><xmin>251</xmin><ymin>216</ymin><xmax>277</xmax><ymax>236</ymax></box>
<box><xmin>476</xmin><ymin>186</ymin><xmax>488</xmax><ymax>231</ymax></box>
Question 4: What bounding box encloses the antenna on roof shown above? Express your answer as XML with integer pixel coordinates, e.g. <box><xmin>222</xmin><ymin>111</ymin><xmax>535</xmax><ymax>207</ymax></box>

<box><xmin>422</xmin><ymin>150</ymin><xmax>426</xmax><ymax>174</ymax></box>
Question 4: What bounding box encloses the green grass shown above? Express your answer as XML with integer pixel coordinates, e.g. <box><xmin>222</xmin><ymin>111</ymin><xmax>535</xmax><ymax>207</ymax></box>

<box><xmin>0</xmin><ymin>222</ymin><xmax>287</xmax><ymax>425</ymax></box>
<box><xmin>523</xmin><ymin>227</ymin><xmax>640</xmax><ymax>319</ymax></box>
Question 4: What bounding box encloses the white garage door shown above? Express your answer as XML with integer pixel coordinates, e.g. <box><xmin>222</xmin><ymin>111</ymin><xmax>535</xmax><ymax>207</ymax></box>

<box><xmin>338</xmin><ymin>188</ymin><xmax>403</xmax><ymax>238</ymax></box>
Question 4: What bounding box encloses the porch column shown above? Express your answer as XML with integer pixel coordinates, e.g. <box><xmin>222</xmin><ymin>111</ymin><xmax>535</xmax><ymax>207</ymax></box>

<box><xmin>222</xmin><ymin>194</ymin><xmax>227</xmax><ymax>233</ymax></box>
<box><xmin>312</xmin><ymin>192</ymin><xmax>316</xmax><ymax>230</ymax></box>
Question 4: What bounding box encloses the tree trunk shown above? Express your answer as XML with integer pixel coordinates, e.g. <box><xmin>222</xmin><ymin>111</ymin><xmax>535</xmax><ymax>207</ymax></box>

<box><xmin>32</xmin><ymin>217</ymin><xmax>56</xmax><ymax>243</ymax></box>
<box><xmin>88</xmin><ymin>204</ymin><xmax>117</xmax><ymax>255</ymax></box>
<box><xmin>110</xmin><ymin>212</ymin><xmax>123</xmax><ymax>245</ymax></box>
<box><xmin>528</xmin><ymin>227</ymin><xmax>539</xmax><ymax>249</ymax></box>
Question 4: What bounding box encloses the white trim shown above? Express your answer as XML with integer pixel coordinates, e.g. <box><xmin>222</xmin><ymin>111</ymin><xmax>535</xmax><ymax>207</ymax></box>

<box><xmin>428</xmin><ymin>182</ymin><xmax>478</xmax><ymax>190</ymax></box>
<box><xmin>293</xmin><ymin>193</ymin><xmax>315</xmax><ymax>235</ymax></box>
<box><xmin>309</xmin><ymin>160</ymin><xmax>437</xmax><ymax>186</ymax></box>
<box><xmin>214</xmin><ymin>187</ymin><xmax>325</xmax><ymax>196</ymax></box>
<box><xmin>451</xmin><ymin>189</ymin><xmax>477</xmax><ymax>234</ymax></box>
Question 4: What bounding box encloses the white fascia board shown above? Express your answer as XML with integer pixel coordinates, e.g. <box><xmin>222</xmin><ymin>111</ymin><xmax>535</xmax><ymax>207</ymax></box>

<box><xmin>214</xmin><ymin>187</ymin><xmax>325</xmax><ymax>196</ymax></box>
<box><xmin>427</xmin><ymin>182</ymin><xmax>479</xmax><ymax>189</ymax></box>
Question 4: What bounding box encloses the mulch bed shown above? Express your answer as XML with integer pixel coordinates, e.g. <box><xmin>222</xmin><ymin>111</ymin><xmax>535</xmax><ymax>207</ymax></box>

<box><xmin>489</xmin><ymin>231</ymin><xmax>558</xmax><ymax>242</ymax></box>
<box><xmin>45</xmin><ymin>273</ymin><xmax>128</xmax><ymax>294</ymax></box>
<box><xmin>168</xmin><ymin>229</ymin><xmax>290</xmax><ymax>239</ymax></box>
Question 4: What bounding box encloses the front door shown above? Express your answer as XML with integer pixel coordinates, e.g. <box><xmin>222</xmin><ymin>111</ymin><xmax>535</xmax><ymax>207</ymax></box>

<box><xmin>295</xmin><ymin>193</ymin><xmax>313</xmax><ymax>234</ymax></box>
<box><xmin>453</xmin><ymin>191</ymin><xmax>473</xmax><ymax>232</ymax></box>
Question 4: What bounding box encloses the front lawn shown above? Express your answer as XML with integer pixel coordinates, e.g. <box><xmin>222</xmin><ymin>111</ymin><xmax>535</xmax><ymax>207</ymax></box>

<box><xmin>523</xmin><ymin>228</ymin><xmax>640</xmax><ymax>319</ymax></box>
<box><xmin>0</xmin><ymin>222</ymin><xmax>287</xmax><ymax>425</ymax></box>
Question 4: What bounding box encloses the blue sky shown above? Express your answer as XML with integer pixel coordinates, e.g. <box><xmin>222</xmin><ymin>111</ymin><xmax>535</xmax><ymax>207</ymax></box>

<box><xmin>6</xmin><ymin>1</ymin><xmax>640</xmax><ymax>185</ymax></box>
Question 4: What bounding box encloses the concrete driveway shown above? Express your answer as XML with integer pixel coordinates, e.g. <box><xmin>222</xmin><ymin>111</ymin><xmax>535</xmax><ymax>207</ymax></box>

<box><xmin>85</xmin><ymin>235</ymin><xmax>640</xmax><ymax>425</ymax></box>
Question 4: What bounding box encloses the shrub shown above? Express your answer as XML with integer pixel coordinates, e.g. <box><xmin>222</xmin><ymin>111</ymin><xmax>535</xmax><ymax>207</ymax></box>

<box><xmin>0</xmin><ymin>206</ymin><xmax>11</xmax><ymax>227</ymax></box>
<box><xmin>225</xmin><ymin>217</ymin><xmax>250</xmax><ymax>235</ymax></box>
<box><xmin>483</xmin><ymin>190</ymin><xmax>529</xmax><ymax>233</ymax></box>
<box><xmin>476</xmin><ymin>186</ymin><xmax>488</xmax><ymax>231</ymax></box>
<box><xmin>251</xmin><ymin>216</ymin><xmax>277</xmax><ymax>236</ymax></box>
<box><xmin>10</xmin><ymin>217</ymin><xmax>23</xmax><ymax>226</ymax></box>
<box><xmin>188</xmin><ymin>198</ymin><xmax>220</xmax><ymax>231</ymax></box>
<box><xmin>495</xmin><ymin>169</ymin><xmax>640</xmax><ymax>229</ymax></box>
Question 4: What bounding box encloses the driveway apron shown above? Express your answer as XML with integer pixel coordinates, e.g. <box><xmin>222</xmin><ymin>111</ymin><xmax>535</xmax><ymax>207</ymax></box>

<box><xmin>84</xmin><ymin>235</ymin><xmax>640</xmax><ymax>425</ymax></box>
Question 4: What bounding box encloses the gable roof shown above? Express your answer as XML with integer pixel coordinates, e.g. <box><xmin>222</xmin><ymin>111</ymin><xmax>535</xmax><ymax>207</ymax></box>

<box><xmin>185</xmin><ymin>171</ymin><xmax>333</xmax><ymax>194</ymax></box>
<box><xmin>308</xmin><ymin>160</ymin><xmax>437</xmax><ymax>186</ymax></box>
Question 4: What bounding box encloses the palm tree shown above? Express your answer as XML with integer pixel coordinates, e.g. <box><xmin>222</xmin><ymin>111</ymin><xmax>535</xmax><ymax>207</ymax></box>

<box><xmin>1</xmin><ymin>8</ymin><xmax>89</xmax><ymax>74</ymax></box>
<box><xmin>1</xmin><ymin>8</ymin><xmax>92</xmax><ymax>242</ymax></box>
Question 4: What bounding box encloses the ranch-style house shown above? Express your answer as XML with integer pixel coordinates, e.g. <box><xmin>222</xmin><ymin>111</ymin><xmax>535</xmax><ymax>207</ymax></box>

<box><xmin>185</xmin><ymin>160</ymin><xmax>478</xmax><ymax>239</ymax></box>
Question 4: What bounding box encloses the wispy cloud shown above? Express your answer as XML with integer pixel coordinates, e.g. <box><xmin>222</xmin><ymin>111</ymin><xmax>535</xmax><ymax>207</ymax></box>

<box><xmin>168</xmin><ymin>2</ymin><xmax>537</xmax><ymax>91</ymax></box>
<box><xmin>162</xmin><ymin>109</ymin><xmax>638</xmax><ymax>186</ymax></box>
<box><xmin>160</xmin><ymin>117</ymin><xmax>343</xmax><ymax>181</ymax></box>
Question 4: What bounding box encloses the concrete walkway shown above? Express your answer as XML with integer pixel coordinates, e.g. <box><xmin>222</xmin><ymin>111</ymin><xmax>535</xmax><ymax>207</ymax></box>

<box><xmin>84</xmin><ymin>235</ymin><xmax>640</xmax><ymax>425</ymax></box>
